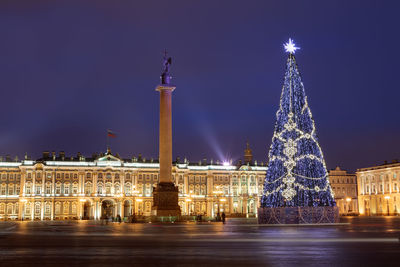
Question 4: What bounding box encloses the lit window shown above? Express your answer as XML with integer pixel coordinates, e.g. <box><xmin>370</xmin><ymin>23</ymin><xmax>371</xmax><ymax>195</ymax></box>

<box><xmin>72</xmin><ymin>183</ymin><xmax>78</xmax><ymax>194</ymax></box>
<box><xmin>45</xmin><ymin>203</ymin><xmax>51</xmax><ymax>214</ymax></box>
<box><xmin>64</xmin><ymin>184</ymin><xmax>70</xmax><ymax>195</ymax></box>
<box><xmin>35</xmin><ymin>185</ymin><xmax>41</xmax><ymax>195</ymax></box>
<box><xmin>8</xmin><ymin>185</ymin><xmax>14</xmax><ymax>195</ymax></box>
<box><xmin>35</xmin><ymin>204</ymin><xmax>41</xmax><ymax>214</ymax></box>
<box><xmin>25</xmin><ymin>184</ymin><xmax>31</xmax><ymax>194</ymax></box>
<box><xmin>46</xmin><ymin>184</ymin><xmax>51</xmax><ymax>194</ymax></box>
<box><xmin>56</xmin><ymin>184</ymin><xmax>61</xmax><ymax>194</ymax></box>
<box><xmin>7</xmin><ymin>204</ymin><xmax>13</xmax><ymax>214</ymax></box>
<box><xmin>85</xmin><ymin>183</ymin><xmax>92</xmax><ymax>195</ymax></box>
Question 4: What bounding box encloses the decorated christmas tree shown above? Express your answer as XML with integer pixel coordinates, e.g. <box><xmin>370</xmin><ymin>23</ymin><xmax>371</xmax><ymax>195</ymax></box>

<box><xmin>261</xmin><ymin>39</ymin><xmax>336</xmax><ymax>209</ymax></box>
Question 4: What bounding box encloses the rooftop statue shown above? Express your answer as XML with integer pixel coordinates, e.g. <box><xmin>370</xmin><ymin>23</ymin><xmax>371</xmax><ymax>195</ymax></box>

<box><xmin>161</xmin><ymin>50</ymin><xmax>172</xmax><ymax>85</ymax></box>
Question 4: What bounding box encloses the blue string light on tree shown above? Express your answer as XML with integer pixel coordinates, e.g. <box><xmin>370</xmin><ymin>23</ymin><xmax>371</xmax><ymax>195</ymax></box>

<box><xmin>261</xmin><ymin>39</ymin><xmax>336</xmax><ymax>208</ymax></box>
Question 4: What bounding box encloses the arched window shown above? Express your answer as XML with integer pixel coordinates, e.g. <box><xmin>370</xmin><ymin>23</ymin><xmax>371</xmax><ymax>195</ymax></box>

<box><xmin>6</xmin><ymin>203</ymin><xmax>13</xmax><ymax>214</ymax></box>
<box><xmin>85</xmin><ymin>182</ymin><xmax>92</xmax><ymax>195</ymax></box>
<box><xmin>72</xmin><ymin>183</ymin><xmax>78</xmax><ymax>194</ymax></box>
<box><xmin>55</xmin><ymin>202</ymin><xmax>61</xmax><ymax>214</ymax></box>
<box><xmin>55</xmin><ymin>182</ymin><xmax>61</xmax><ymax>194</ymax></box>
<box><xmin>35</xmin><ymin>203</ymin><xmax>41</xmax><ymax>214</ymax></box>
<box><xmin>105</xmin><ymin>183</ymin><xmax>111</xmax><ymax>195</ymax></box>
<box><xmin>46</xmin><ymin>183</ymin><xmax>52</xmax><ymax>194</ymax></box>
<box><xmin>115</xmin><ymin>183</ymin><xmax>120</xmax><ymax>194</ymax></box>
<box><xmin>124</xmin><ymin>182</ymin><xmax>131</xmax><ymax>195</ymax></box>
<box><xmin>64</xmin><ymin>183</ymin><xmax>70</xmax><ymax>195</ymax></box>
<box><xmin>71</xmin><ymin>203</ymin><xmax>77</xmax><ymax>214</ymax></box>
<box><xmin>97</xmin><ymin>183</ymin><xmax>103</xmax><ymax>194</ymax></box>
<box><xmin>25</xmin><ymin>183</ymin><xmax>32</xmax><ymax>194</ymax></box>
<box><xmin>35</xmin><ymin>185</ymin><xmax>41</xmax><ymax>195</ymax></box>
<box><xmin>8</xmin><ymin>184</ymin><xmax>14</xmax><ymax>195</ymax></box>
<box><xmin>25</xmin><ymin>203</ymin><xmax>31</xmax><ymax>215</ymax></box>
<box><xmin>63</xmin><ymin>202</ymin><xmax>69</xmax><ymax>214</ymax></box>
<box><xmin>201</xmin><ymin>185</ymin><xmax>206</xmax><ymax>195</ymax></box>
<box><xmin>45</xmin><ymin>203</ymin><xmax>51</xmax><ymax>214</ymax></box>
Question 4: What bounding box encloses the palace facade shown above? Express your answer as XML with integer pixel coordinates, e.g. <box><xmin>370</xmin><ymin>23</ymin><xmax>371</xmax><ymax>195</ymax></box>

<box><xmin>329</xmin><ymin>167</ymin><xmax>358</xmax><ymax>215</ymax></box>
<box><xmin>0</xmin><ymin>150</ymin><xmax>267</xmax><ymax>221</ymax></box>
<box><xmin>357</xmin><ymin>160</ymin><xmax>400</xmax><ymax>216</ymax></box>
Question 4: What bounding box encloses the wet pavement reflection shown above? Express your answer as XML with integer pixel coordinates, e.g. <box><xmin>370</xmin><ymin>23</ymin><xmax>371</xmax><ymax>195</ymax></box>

<box><xmin>0</xmin><ymin>217</ymin><xmax>399</xmax><ymax>266</ymax></box>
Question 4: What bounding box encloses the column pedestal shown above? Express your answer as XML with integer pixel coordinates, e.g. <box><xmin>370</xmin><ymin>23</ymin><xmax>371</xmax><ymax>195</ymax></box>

<box><xmin>152</xmin><ymin>182</ymin><xmax>180</xmax><ymax>217</ymax></box>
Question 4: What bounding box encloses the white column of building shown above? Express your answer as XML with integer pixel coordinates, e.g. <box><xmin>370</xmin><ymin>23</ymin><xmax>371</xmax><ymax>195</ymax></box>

<box><xmin>30</xmin><ymin>202</ymin><xmax>34</xmax><ymax>220</ymax></box>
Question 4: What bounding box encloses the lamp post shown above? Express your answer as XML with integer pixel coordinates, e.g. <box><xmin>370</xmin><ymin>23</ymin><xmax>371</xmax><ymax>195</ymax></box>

<box><xmin>213</xmin><ymin>186</ymin><xmax>223</xmax><ymax>218</ymax></box>
<box><xmin>384</xmin><ymin>196</ymin><xmax>390</xmax><ymax>216</ymax></box>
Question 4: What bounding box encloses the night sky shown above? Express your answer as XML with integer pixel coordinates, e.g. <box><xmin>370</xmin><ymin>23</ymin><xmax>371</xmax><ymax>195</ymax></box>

<box><xmin>0</xmin><ymin>1</ymin><xmax>398</xmax><ymax>172</ymax></box>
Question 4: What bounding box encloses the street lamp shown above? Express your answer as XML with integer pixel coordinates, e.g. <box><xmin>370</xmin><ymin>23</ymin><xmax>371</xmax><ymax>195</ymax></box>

<box><xmin>384</xmin><ymin>196</ymin><xmax>390</xmax><ymax>216</ymax></box>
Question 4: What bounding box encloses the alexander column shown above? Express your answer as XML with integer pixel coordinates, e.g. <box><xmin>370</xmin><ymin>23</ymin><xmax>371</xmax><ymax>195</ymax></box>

<box><xmin>152</xmin><ymin>51</ymin><xmax>181</xmax><ymax>217</ymax></box>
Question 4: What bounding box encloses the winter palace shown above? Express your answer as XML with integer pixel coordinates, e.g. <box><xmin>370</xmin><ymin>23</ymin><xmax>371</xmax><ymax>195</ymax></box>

<box><xmin>0</xmin><ymin>145</ymin><xmax>267</xmax><ymax>221</ymax></box>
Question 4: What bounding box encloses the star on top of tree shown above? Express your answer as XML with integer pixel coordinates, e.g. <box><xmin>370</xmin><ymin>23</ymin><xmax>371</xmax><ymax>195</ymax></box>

<box><xmin>284</xmin><ymin>38</ymin><xmax>300</xmax><ymax>54</ymax></box>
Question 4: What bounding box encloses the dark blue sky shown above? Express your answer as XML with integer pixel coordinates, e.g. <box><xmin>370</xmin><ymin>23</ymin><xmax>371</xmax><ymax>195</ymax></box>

<box><xmin>0</xmin><ymin>0</ymin><xmax>398</xmax><ymax>172</ymax></box>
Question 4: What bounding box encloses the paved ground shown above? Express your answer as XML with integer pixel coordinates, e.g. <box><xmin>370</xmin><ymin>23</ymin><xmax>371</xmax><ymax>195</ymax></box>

<box><xmin>0</xmin><ymin>217</ymin><xmax>399</xmax><ymax>267</ymax></box>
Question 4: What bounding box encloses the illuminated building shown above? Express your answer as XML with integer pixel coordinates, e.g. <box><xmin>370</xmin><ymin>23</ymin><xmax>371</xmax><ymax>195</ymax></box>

<box><xmin>357</xmin><ymin>160</ymin><xmax>400</xmax><ymax>216</ymax></box>
<box><xmin>328</xmin><ymin>167</ymin><xmax>358</xmax><ymax>215</ymax></box>
<box><xmin>0</xmin><ymin>147</ymin><xmax>266</xmax><ymax>220</ymax></box>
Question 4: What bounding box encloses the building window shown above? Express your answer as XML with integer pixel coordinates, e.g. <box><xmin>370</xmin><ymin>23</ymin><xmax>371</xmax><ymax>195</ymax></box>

<box><xmin>64</xmin><ymin>184</ymin><xmax>70</xmax><ymax>195</ymax></box>
<box><xmin>55</xmin><ymin>203</ymin><xmax>61</xmax><ymax>214</ymax></box>
<box><xmin>0</xmin><ymin>203</ymin><xmax>5</xmax><ymax>214</ymax></box>
<box><xmin>46</xmin><ymin>184</ymin><xmax>51</xmax><ymax>194</ymax></box>
<box><xmin>86</xmin><ymin>173</ymin><xmax>91</xmax><ymax>179</ymax></box>
<box><xmin>8</xmin><ymin>185</ymin><xmax>14</xmax><ymax>195</ymax></box>
<box><xmin>98</xmin><ymin>184</ymin><xmax>103</xmax><ymax>194</ymax></box>
<box><xmin>1</xmin><ymin>185</ymin><xmax>7</xmax><ymax>195</ymax></box>
<box><xmin>16</xmin><ymin>185</ymin><xmax>20</xmax><ymax>195</ymax></box>
<box><xmin>394</xmin><ymin>183</ymin><xmax>398</xmax><ymax>191</ymax></box>
<box><xmin>71</xmin><ymin>203</ymin><xmax>77</xmax><ymax>214</ymax></box>
<box><xmin>124</xmin><ymin>183</ymin><xmax>131</xmax><ymax>195</ymax></box>
<box><xmin>63</xmin><ymin>203</ymin><xmax>69</xmax><ymax>214</ymax></box>
<box><xmin>35</xmin><ymin>203</ymin><xmax>41</xmax><ymax>214</ymax></box>
<box><xmin>72</xmin><ymin>183</ymin><xmax>78</xmax><ymax>194</ymax></box>
<box><xmin>25</xmin><ymin>204</ymin><xmax>31</xmax><ymax>215</ymax></box>
<box><xmin>85</xmin><ymin>183</ymin><xmax>92</xmax><ymax>195</ymax></box>
<box><xmin>56</xmin><ymin>184</ymin><xmax>61</xmax><ymax>194</ymax></box>
<box><xmin>25</xmin><ymin>184</ymin><xmax>31</xmax><ymax>194</ymax></box>
<box><xmin>35</xmin><ymin>185</ymin><xmax>41</xmax><ymax>195</ymax></box>
<box><xmin>7</xmin><ymin>204</ymin><xmax>13</xmax><ymax>214</ymax></box>
<box><xmin>45</xmin><ymin>203</ymin><xmax>51</xmax><ymax>214</ymax></box>
<box><xmin>105</xmin><ymin>184</ymin><xmax>111</xmax><ymax>195</ymax></box>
